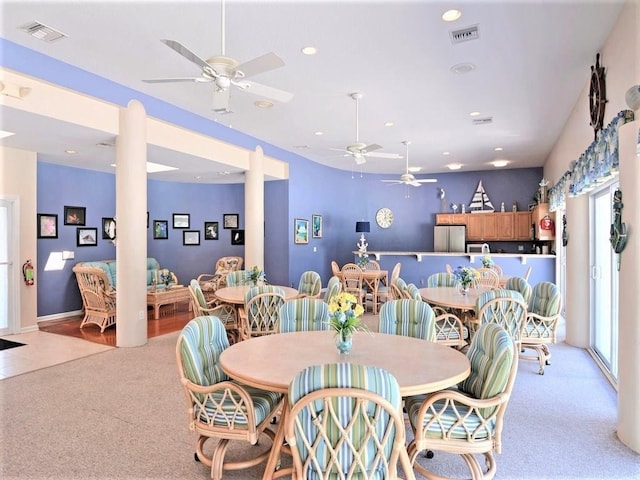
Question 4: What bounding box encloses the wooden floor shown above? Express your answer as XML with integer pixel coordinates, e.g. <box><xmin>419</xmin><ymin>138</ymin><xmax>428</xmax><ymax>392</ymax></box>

<box><xmin>39</xmin><ymin>304</ymin><xmax>193</xmax><ymax>347</ymax></box>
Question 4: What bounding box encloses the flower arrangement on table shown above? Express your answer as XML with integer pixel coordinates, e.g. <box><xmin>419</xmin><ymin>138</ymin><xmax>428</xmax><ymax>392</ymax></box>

<box><xmin>327</xmin><ymin>292</ymin><xmax>368</xmax><ymax>351</ymax></box>
<box><xmin>453</xmin><ymin>266</ymin><xmax>480</xmax><ymax>291</ymax></box>
<box><xmin>248</xmin><ymin>266</ymin><xmax>266</xmax><ymax>286</ymax></box>
<box><xmin>356</xmin><ymin>251</ymin><xmax>370</xmax><ymax>267</ymax></box>
<box><xmin>159</xmin><ymin>269</ymin><xmax>175</xmax><ymax>287</ymax></box>
<box><xmin>481</xmin><ymin>255</ymin><xmax>494</xmax><ymax>268</ymax></box>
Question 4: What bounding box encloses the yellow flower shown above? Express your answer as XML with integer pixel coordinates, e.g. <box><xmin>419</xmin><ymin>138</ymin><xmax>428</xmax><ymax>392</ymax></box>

<box><xmin>327</xmin><ymin>292</ymin><xmax>368</xmax><ymax>337</ymax></box>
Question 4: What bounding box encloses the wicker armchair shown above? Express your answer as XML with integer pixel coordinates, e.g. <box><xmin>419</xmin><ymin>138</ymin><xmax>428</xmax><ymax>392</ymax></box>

<box><xmin>196</xmin><ymin>256</ymin><xmax>243</xmax><ymax>301</ymax></box>
<box><xmin>278</xmin><ymin>297</ymin><xmax>330</xmax><ymax>333</ymax></box>
<box><xmin>379</xmin><ymin>299</ymin><xmax>437</xmax><ymax>341</ymax></box>
<box><xmin>188</xmin><ymin>279</ymin><xmax>238</xmax><ymax>344</ymax></box>
<box><xmin>296</xmin><ymin>270</ymin><xmax>322</xmax><ymax>298</ymax></box>
<box><xmin>72</xmin><ymin>265</ymin><xmax>117</xmax><ymax>332</ymax></box>
<box><xmin>238</xmin><ymin>285</ymin><xmax>286</xmax><ymax>340</ymax></box>
<box><xmin>405</xmin><ymin>323</ymin><xmax>518</xmax><ymax>480</ymax></box>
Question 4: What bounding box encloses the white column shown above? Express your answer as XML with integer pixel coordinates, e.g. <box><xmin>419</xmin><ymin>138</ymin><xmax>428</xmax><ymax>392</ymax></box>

<box><xmin>115</xmin><ymin>100</ymin><xmax>147</xmax><ymax>347</ymax></box>
<box><xmin>617</xmin><ymin>120</ymin><xmax>640</xmax><ymax>453</ymax></box>
<box><xmin>564</xmin><ymin>194</ymin><xmax>590</xmax><ymax>348</ymax></box>
<box><xmin>244</xmin><ymin>146</ymin><xmax>264</xmax><ymax>269</ymax></box>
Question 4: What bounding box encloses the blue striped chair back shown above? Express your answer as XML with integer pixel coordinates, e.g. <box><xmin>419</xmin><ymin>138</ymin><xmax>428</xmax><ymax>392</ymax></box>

<box><xmin>226</xmin><ymin>270</ymin><xmax>250</xmax><ymax>286</ymax></box>
<box><xmin>405</xmin><ymin>283</ymin><xmax>422</xmax><ymax>300</ymax></box>
<box><xmin>177</xmin><ymin>315</ymin><xmax>229</xmax><ymax>387</ymax></box>
<box><xmin>475</xmin><ymin>288</ymin><xmax>527</xmax><ymax>342</ymax></box>
<box><xmin>505</xmin><ymin>276</ymin><xmax>532</xmax><ymax>304</ymax></box>
<box><xmin>279</xmin><ymin>298</ymin><xmax>330</xmax><ymax>333</ymax></box>
<box><xmin>287</xmin><ymin>363</ymin><xmax>406</xmax><ymax>480</ymax></box>
<box><xmin>323</xmin><ymin>275</ymin><xmax>342</xmax><ymax>303</ymax></box>
<box><xmin>427</xmin><ymin>272</ymin><xmax>457</xmax><ymax>287</ymax></box>
<box><xmin>297</xmin><ymin>270</ymin><xmax>322</xmax><ymax>298</ymax></box>
<box><xmin>242</xmin><ymin>285</ymin><xmax>286</xmax><ymax>338</ymax></box>
<box><xmin>529</xmin><ymin>281</ymin><xmax>561</xmax><ymax>317</ymax></box>
<box><xmin>379</xmin><ymin>299</ymin><xmax>436</xmax><ymax>342</ymax></box>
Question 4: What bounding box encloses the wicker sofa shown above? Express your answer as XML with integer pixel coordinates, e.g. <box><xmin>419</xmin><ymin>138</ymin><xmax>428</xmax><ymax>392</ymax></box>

<box><xmin>72</xmin><ymin>258</ymin><xmax>170</xmax><ymax>331</ymax></box>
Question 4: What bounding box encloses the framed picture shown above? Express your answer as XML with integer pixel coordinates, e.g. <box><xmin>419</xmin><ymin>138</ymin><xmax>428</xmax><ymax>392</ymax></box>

<box><xmin>172</xmin><ymin>213</ymin><xmax>190</xmax><ymax>229</ymax></box>
<box><xmin>76</xmin><ymin>227</ymin><xmax>98</xmax><ymax>247</ymax></box>
<box><xmin>312</xmin><ymin>214</ymin><xmax>323</xmax><ymax>238</ymax></box>
<box><xmin>294</xmin><ymin>218</ymin><xmax>309</xmax><ymax>244</ymax></box>
<box><xmin>37</xmin><ymin>213</ymin><xmax>58</xmax><ymax>239</ymax></box>
<box><xmin>204</xmin><ymin>221</ymin><xmax>219</xmax><ymax>240</ymax></box>
<box><xmin>101</xmin><ymin>217</ymin><xmax>116</xmax><ymax>240</ymax></box>
<box><xmin>64</xmin><ymin>206</ymin><xmax>86</xmax><ymax>226</ymax></box>
<box><xmin>153</xmin><ymin>220</ymin><xmax>168</xmax><ymax>239</ymax></box>
<box><xmin>231</xmin><ymin>229</ymin><xmax>245</xmax><ymax>245</ymax></box>
<box><xmin>223</xmin><ymin>213</ymin><xmax>239</xmax><ymax>229</ymax></box>
<box><xmin>183</xmin><ymin>230</ymin><xmax>200</xmax><ymax>246</ymax></box>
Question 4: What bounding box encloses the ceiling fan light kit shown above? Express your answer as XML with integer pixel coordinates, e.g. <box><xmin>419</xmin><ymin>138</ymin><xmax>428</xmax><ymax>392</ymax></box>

<box><xmin>381</xmin><ymin>141</ymin><xmax>437</xmax><ymax>187</ymax></box>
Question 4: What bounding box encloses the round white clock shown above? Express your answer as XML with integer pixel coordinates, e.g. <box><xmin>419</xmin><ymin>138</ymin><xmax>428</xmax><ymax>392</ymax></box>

<box><xmin>376</xmin><ymin>207</ymin><xmax>394</xmax><ymax>228</ymax></box>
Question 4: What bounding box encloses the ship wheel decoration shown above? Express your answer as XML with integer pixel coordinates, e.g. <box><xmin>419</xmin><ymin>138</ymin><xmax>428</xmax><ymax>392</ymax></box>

<box><xmin>609</xmin><ymin>188</ymin><xmax>627</xmax><ymax>270</ymax></box>
<box><xmin>589</xmin><ymin>53</ymin><xmax>607</xmax><ymax>139</ymax></box>
<box><xmin>562</xmin><ymin>214</ymin><xmax>569</xmax><ymax>247</ymax></box>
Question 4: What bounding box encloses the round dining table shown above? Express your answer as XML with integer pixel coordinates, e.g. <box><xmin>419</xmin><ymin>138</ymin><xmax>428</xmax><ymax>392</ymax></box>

<box><xmin>220</xmin><ymin>330</ymin><xmax>471</xmax><ymax>480</ymax></box>
<box><xmin>419</xmin><ymin>286</ymin><xmax>492</xmax><ymax>312</ymax></box>
<box><xmin>215</xmin><ymin>284</ymin><xmax>299</xmax><ymax>304</ymax></box>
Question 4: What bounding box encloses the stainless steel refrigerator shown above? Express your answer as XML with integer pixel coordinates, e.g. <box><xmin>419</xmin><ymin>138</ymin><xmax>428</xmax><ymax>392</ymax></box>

<box><xmin>433</xmin><ymin>225</ymin><xmax>466</xmax><ymax>252</ymax></box>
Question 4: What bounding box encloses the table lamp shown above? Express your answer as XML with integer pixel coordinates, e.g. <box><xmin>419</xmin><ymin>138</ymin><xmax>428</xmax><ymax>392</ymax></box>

<box><xmin>355</xmin><ymin>221</ymin><xmax>370</xmax><ymax>252</ymax></box>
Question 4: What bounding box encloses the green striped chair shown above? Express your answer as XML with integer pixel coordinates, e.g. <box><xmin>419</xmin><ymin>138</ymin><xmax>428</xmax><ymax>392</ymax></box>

<box><xmin>405</xmin><ymin>323</ymin><xmax>518</xmax><ymax>480</ymax></box>
<box><xmin>188</xmin><ymin>279</ymin><xmax>238</xmax><ymax>344</ymax></box>
<box><xmin>404</xmin><ymin>283</ymin><xmax>422</xmax><ymax>300</ymax></box>
<box><xmin>521</xmin><ymin>281</ymin><xmax>562</xmax><ymax>374</ymax></box>
<box><xmin>285</xmin><ymin>363</ymin><xmax>416</xmax><ymax>480</ymax></box>
<box><xmin>239</xmin><ymin>285</ymin><xmax>286</xmax><ymax>340</ymax></box>
<box><xmin>296</xmin><ymin>270</ymin><xmax>322</xmax><ymax>298</ymax></box>
<box><xmin>278</xmin><ymin>298</ymin><xmax>330</xmax><ymax>333</ymax></box>
<box><xmin>427</xmin><ymin>272</ymin><xmax>457</xmax><ymax>288</ymax></box>
<box><xmin>379</xmin><ymin>299</ymin><xmax>437</xmax><ymax>342</ymax></box>
<box><xmin>225</xmin><ymin>269</ymin><xmax>251</xmax><ymax>286</ymax></box>
<box><xmin>323</xmin><ymin>275</ymin><xmax>342</xmax><ymax>303</ymax></box>
<box><xmin>475</xmin><ymin>288</ymin><xmax>527</xmax><ymax>345</ymax></box>
<box><xmin>175</xmin><ymin>315</ymin><xmax>283</xmax><ymax>480</ymax></box>
<box><xmin>390</xmin><ymin>277</ymin><xmax>409</xmax><ymax>300</ymax></box>
<box><xmin>505</xmin><ymin>276</ymin><xmax>533</xmax><ymax>304</ymax></box>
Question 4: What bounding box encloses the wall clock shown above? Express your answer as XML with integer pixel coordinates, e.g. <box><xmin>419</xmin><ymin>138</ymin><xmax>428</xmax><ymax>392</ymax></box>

<box><xmin>589</xmin><ymin>53</ymin><xmax>607</xmax><ymax>138</ymax></box>
<box><xmin>376</xmin><ymin>207</ymin><xmax>394</xmax><ymax>228</ymax></box>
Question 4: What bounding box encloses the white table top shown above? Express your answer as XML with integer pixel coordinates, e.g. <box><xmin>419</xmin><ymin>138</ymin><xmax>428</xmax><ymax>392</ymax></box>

<box><xmin>215</xmin><ymin>285</ymin><xmax>299</xmax><ymax>305</ymax></box>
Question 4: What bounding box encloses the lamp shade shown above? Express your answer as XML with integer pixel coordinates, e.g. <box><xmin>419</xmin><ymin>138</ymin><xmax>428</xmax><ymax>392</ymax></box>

<box><xmin>355</xmin><ymin>221</ymin><xmax>370</xmax><ymax>233</ymax></box>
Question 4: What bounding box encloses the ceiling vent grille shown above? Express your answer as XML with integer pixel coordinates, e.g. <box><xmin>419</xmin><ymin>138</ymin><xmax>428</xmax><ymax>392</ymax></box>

<box><xmin>450</xmin><ymin>25</ymin><xmax>479</xmax><ymax>44</ymax></box>
<box><xmin>472</xmin><ymin>117</ymin><xmax>493</xmax><ymax>125</ymax></box>
<box><xmin>20</xmin><ymin>21</ymin><xmax>67</xmax><ymax>42</ymax></box>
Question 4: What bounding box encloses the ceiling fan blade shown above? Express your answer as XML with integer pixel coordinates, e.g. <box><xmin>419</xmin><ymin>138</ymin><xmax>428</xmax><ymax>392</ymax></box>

<box><xmin>416</xmin><ymin>178</ymin><xmax>438</xmax><ymax>183</ymax></box>
<box><xmin>365</xmin><ymin>151</ymin><xmax>403</xmax><ymax>159</ymax></box>
<box><xmin>142</xmin><ymin>77</ymin><xmax>211</xmax><ymax>84</ymax></box>
<box><xmin>241</xmin><ymin>80</ymin><xmax>294</xmax><ymax>103</ymax></box>
<box><xmin>212</xmin><ymin>88</ymin><xmax>231</xmax><ymax>112</ymax></box>
<box><xmin>363</xmin><ymin>143</ymin><xmax>382</xmax><ymax>153</ymax></box>
<box><xmin>160</xmin><ymin>39</ymin><xmax>212</xmax><ymax>70</ymax></box>
<box><xmin>381</xmin><ymin>180</ymin><xmax>403</xmax><ymax>184</ymax></box>
<box><xmin>328</xmin><ymin>147</ymin><xmax>349</xmax><ymax>153</ymax></box>
<box><xmin>236</xmin><ymin>52</ymin><xmax>285</xmax><ymax>78</ymax></box>
<box><xmin>408</xmin><ymin>181</ymin><xmax>423</xmax><ymax>187</ymax></box>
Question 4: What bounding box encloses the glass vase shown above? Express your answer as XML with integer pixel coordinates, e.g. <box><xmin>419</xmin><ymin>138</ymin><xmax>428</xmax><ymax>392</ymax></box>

<box><xmin>335</xmin><ymin>332</ymin><xmax>353</xmax><ymax>355</ymax></box>
<box><xmin>459</xmin><ymin>284</ymin><xmax>470</xmax><ymax>296</ymax></box>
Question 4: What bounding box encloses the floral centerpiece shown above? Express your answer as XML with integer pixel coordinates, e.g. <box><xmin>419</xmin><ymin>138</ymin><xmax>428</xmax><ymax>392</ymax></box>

<box><xmin>248</xmin><ymin>266</ymin><xmax>266</xmax><ymax>286</ymax></box>
<box><xmin>356</xmin><ymin>251</ymin><xmax>369</xmax><ymax>267</ymax></box>
<box><xmin>452</xmin><ymin>266</ymin><xmax>480</xmax><ymax>295</ymax></box>
<box><xmin>481</xmin><ymin>255</ymin><xmax>494</xmax><ymax>268</ymax></box>
<box><xmin>159</xmin><ymin>269</ymin><xmax>174</xmax><ymax>287</ymax></box>
<box><xmin>327</xmin><ymin>292</ymin><xmax>368</xmax><ymax>354</ymax></box>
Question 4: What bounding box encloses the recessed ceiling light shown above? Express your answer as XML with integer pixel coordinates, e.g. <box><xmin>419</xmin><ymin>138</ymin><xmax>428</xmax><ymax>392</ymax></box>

<box><xmin>442</xmin><ymin>9</ymin><xmax>462</xmax><ymax>22</ymax></box>
<box><xmin>442</xmin><ymin>151</ymin><xmax>451</xmax><ymax>156</ymax></box>
<box><xmin>494</xmin><ymin>147</ymin><xmax>503</xmax><ymax>151</ymax></box>
<box><xmin>492</xmin><ymin>160</ymin><xmax>509</xmax><ymax>168</ymax></box>
<box><xmin>301</xmin><ymin>46</ymin><xmax>318</xmax><ymax>55</ymax></box>
<box><xmin>384</xmin><ymin>121</ymin><xmax>394</xmax><ymax>127</ymax></box>
<box><xmin>293</xmin><ymin>145</ymin><xmax>310</xmax><ymax>149</ymax></box>
<box><xmin>111</xmin><ymin>161</ymin><xmax>178</xmax><ymax>173</ymax></box>
<box><xmin>469</xmin><ymin>111</ymin><xmax>481</xmax><ymax>117</ymax></box>
<box><xmin>65</xmin><ymin>149</ymin><xmax>77</xmax><ymax>155</ymax></box>
<box><xmin>254</xmin><ymin>100</ymin><xmax>273</xmax><ymax>108</ymax></box>
<box><xmin>0</xmin><ymin>129</ymin><xmax>15</xmax><ymax>139</ymax></box>
<box><xmin>314</xmin><ymin>131</ymin><xmax>324</xmax><ymax>136</ymax></box>
<box><xmin>447</xmin><ymin>163</ymin><xmax>463</xmax><ymax>170</ymax></box>
<box><xmin>450</xmin><ymin>62</ymin><xmax>475</xmax><ymax>75</ymax></box>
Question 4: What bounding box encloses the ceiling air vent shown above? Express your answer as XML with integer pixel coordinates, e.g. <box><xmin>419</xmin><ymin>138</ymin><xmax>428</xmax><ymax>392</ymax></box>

<box><xmin>450</xmin><ymin>25</ymin><xmax>479</xmax><ymax>44</ymax></box>
<box><xmin>20</xmin><ymin>21</ymin><xmax>67</xmax><ymax>42</ymax></box>
<box><xmin>472</xmin><ymin>117</ymin><xmax>493</xmax><ymax>125</ymax></box>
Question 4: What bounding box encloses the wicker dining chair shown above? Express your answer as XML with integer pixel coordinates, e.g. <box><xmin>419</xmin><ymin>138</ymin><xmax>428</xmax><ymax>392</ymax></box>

<box><xmin>427</xmin><ymin>272</ymin><xmax>457</xmax><ymax>288</ymax></box>
<box><xmin>340</xmin><ymin>263</ymin><xmax>366</xmax><ymax>305</ymax></box>
<box><xmin>175</xmin><ymin>315</ymin><xmax>283</xmax><ymax>480</ymax></box>
<box><xmin>285</xmin><ymin>363</ymin><xmax>416</xmax><ymax>480</ymax></box>
<box><xmin>405</xmin><ymin>323</ymin><xmax>518</xmax><ymax>480</ymax></box>
<box><xmin>296</xmin><ymin>270</ymin><xmax>322</xmax><ymax>299</ymax></box>
<box><xmin>379</xmin><ymin>299</ymin><xmax>437</xmax><ymax>341</ymax></box>
<box><xmin>238</xmin><ymin>285</ymin><xmax>286</xmax><ymax>340</ymax></box>
<box><xmin>475</xmin><ymin>267</ymin><xmax>501</xmax><ymax>289</ymax></box>
<box><xmin>474</xmin><ymin>288</ymin><xmax>528</xmax><ymax>345</ymax></box>
<box><xmin>504</xmin><ymin>276</ymin><xmax>533</xmax><ymax>304</ymax></box>
<box><xmin>278</xmin><ymin>297</ymin><xmax>330</xmax><ymax>333</ymax></box>
<box><xmin>188</xmin><ymin>279</ymin><xmax>238</xmax><ymax>344</ymax></box>
<box><xmin>323</xmin><ymin>275</ymin><xmax>343</xmax><ymax>303</ymax></box>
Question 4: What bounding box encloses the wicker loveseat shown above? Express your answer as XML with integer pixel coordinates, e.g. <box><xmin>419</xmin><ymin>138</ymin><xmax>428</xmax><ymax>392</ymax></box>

<box><xmin>72</xmin><ymin>258</ymin><xmax>171</xmax><ymax>331</ymax></box>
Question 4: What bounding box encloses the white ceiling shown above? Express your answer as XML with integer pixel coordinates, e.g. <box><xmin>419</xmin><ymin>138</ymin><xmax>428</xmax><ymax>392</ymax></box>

<box><xmin>0</xmin><ymin>0</ymin><xmax>625</xmax><ymax>183</ymax></box>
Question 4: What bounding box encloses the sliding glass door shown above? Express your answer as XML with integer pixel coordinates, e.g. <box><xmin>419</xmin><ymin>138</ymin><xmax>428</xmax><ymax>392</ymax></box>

<box><xmin>0</xmin><ymin>198</ymin><xmax>13</xmax><ymax>336</ymax></box>
<box><xmin>590</xmin><ymin>183</ymin><xmax>619</xmax><ymax>379</ymax></box>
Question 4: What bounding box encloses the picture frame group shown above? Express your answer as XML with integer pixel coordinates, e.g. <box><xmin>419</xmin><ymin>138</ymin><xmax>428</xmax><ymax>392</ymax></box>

<box><xmin>64</xmin><ymin>206</ymin><xmax>86</xmax><ymax>226</ymax></box>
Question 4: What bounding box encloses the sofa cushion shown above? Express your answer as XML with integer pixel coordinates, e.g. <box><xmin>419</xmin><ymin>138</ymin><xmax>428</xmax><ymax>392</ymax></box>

<box><xmin>78</xmin><ymin>258</ymin><xmax>160</xmax><ymax>288</ymax></box>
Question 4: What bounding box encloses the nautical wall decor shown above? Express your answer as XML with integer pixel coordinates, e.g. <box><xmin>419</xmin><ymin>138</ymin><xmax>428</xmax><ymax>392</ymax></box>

<box><xmin>469</xmin><ymin>180</ymin><xmax>495</xmax><ymax>213</ymax></box>
<box><xmin>610</xmin><ymin>188</ymin><xmax>627</xmax><ymax>270</ymax></box>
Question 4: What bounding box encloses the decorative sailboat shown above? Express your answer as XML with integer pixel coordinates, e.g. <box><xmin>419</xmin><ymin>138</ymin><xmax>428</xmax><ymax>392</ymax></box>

<box><xmin>469</xmin><ymin>180</ymin><xmax>495</xmax><ymax>213</ymax></box>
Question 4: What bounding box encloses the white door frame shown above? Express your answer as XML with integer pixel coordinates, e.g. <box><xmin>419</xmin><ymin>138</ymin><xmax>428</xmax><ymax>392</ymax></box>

<box><xmin>0</xmin><ymin>195</ymin><xmax>20</xmax><ymax>336</ymax></box>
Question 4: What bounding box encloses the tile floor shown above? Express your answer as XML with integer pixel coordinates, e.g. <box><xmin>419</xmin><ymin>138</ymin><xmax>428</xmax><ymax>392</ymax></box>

<box><xmin>0</xmin><ymin>331</ymin><xmax>113</xmax><ymax>380</ymax></box>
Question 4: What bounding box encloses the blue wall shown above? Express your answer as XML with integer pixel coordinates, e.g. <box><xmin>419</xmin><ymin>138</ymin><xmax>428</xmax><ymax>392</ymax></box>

<box><xmin>37</xmin><ymin>161</ymin><xmax>543</xmax><ymax>316</ymax></box>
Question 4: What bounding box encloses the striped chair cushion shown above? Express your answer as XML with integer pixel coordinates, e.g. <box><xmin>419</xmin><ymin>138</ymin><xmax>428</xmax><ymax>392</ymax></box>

<box><xmin>378</xmin><ymin>299</ymin><xmax>436</xmax><ymax>341</ymax></box>
<box><xmin>279</xmin><ymin>298</ymin><xmax>330</xmax><ymax>332</ymax></box>
<box><xmin>406</xmin><ymin>283</ymin><xmax>422</xmax><ymax>300</ymax></box>
<box><xmin>475</xmin><ymin>288</ymin><xmax>527</xmax><ymax>341</ymax></box>
<box><xmin>190</xmin><ymin>279</ymin><xmax>208</xmax><ymax>308</ymax></box>
<box><xmin>178</xmin><ymin>315</ymin><xmax>281</xmax><ymax>427</ymax></box>
<box><xmin>298</xmin><ymin>271</ymin><xmax>322</xmax><ymax>297</ymax></box>
<box><xmin>323</xmin><ymin>276</ymin><xmax>342</xmax><ymax>303</ymax></box>
<box><xmin>226</xmin><ymin>270</ymin><xmax>250</xmax><ymax>286</ymax></box>
<box><xmin>288</xmin><ymin>363</ymin><xmax>401</xmax><ymax>479</ymax></box>
<box><xmin>427</xmin><ymin>272</ymin><xmax>457</xmax><ymax>287</ymax></box>
<box><xmin>528</xmin><ymin>281</ymin><xmax>561</xmax><ymax>317</ymax></box>
<box><xmin>505</xmin><ymin>276</ymin><xmax>532</xmax><ymax>304</ymax></box>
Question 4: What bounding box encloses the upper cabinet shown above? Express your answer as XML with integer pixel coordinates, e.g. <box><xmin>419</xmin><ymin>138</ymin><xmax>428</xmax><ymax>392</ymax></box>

<box><xmin>436</xmin><ymin>211</ymin><xmax>532</xmax><ymax>241</ymax></box>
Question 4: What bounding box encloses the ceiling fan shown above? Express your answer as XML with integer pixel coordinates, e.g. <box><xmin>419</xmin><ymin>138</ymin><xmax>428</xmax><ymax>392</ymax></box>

<box><xmin>381</xmin><ymin>141</ymin><xmax>438</xmax><ymax>187</ymax></box>
<box><xmin>329</xmin><ymin>93</ymin><xmax>403</xmax><ymax>165</ymax></box>
<box><xmin>142</xmin><ymin>0</ymin><xmax>293</xmax><ymax>113</ymax></box>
